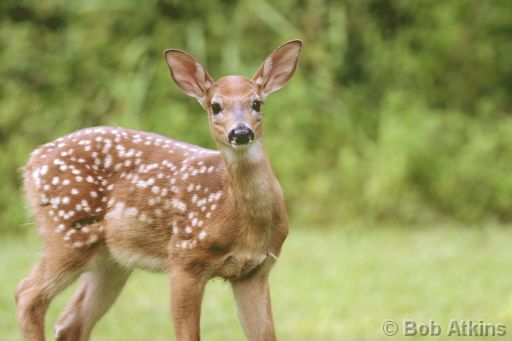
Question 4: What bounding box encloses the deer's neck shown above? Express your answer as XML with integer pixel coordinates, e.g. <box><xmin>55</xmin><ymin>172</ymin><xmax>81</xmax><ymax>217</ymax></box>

<box><xmin>219</xmin><ymin>141</ymin><xmax>283</xmax><ymax>228</ymax></box>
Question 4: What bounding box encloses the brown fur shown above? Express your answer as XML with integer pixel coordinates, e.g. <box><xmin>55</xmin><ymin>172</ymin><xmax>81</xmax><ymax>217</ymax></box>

<box><xmin>16</xmin><ymin>40</ymin><xmax>302</xmax><ymax>340</ymax></box>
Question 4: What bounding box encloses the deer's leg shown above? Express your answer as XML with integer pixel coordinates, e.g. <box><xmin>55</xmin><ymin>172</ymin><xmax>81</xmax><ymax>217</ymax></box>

<box><xmin>170</xmin><ymin>267</ymin><xmax>207</xmax><ymax>341</ymax></box>
<box><xmin>231</xmin><ymin>273</ymin><xmax>276</xmax><ymax>341</ymax></box>
<box><xmin>54</xmin><ymin>254</ymin><xmax>131</xmax><ymax>341</ymax></box>
<box><xmin>15</xmin><ymin>250</ymin><xmax>87</xmax><ymax>341</ymax></box>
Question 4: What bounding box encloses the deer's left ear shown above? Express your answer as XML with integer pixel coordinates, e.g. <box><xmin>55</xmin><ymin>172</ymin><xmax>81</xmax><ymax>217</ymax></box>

<box><xmin>251</xmin><ymin>39</ymin><xmax>303</xmax><ymax>97</ymax></box>
<box><xmin>164</xmin><ymin>49</ymin><xmax>214</xmax><ymax>102</ymax></box>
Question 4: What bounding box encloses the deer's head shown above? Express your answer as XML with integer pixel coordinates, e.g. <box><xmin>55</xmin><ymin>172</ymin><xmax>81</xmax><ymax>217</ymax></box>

<box><xmin>164</xmin><ymin>40</ymin><xmax>302</xmax><ymax>153</ymax></box>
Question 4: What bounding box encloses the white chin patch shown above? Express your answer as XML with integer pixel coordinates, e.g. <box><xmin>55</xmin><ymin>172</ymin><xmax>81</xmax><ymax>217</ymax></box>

<box><xmin>230</xmin><ymin>141</ymin><xmax>253</xmax><ymax>150</ymax></box>
<box><xmin>223</xmin><ymin>140</ymin><xmax>264</xmax><ymax>163</ymax></box>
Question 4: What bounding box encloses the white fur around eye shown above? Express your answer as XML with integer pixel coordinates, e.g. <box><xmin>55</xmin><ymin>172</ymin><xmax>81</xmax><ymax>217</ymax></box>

<box><xmin>252</xmin><ymin>111</ymin><xmax>263</xmax><ymax>119</ymax></box>
<box><xmin>211</xmin><ymin>112</ymin><xmax>224</xmax><ymax>122</ymax></box>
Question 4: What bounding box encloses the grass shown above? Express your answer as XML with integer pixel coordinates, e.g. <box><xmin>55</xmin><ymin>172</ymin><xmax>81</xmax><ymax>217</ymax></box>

<box><xmin>2</xmin><ymin>225</ymin><xmax>512</xmax><ymax>340</ymax></box>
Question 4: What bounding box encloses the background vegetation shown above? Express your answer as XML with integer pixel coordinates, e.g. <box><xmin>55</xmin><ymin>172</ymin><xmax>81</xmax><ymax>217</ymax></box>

<box><xmin>1</xmin><ymin>0</ymin><xmax>512</xmax><ymax>231</ymax></box>
<box><xmin>3</xmin><ymin>226</ymin><xmax>512</xmax><ymax>340</ymax></box>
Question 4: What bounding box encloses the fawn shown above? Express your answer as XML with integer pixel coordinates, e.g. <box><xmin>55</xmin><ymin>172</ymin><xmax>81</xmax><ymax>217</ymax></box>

<box><xmin>15</xmin><ymin>39</ymin><xmax>302</xmax><ymax>341</ymax></box>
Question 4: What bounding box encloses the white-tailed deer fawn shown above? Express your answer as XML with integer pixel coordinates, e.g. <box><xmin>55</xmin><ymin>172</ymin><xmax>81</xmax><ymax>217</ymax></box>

<box><xmin>16</xmin><ymin>39</ymin><xmax>302</xmax><ymax>341</ymax></box>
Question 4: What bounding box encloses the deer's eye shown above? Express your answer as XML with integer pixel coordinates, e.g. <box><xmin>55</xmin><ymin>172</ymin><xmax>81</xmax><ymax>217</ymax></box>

<box><xmin>252</xmin><ymin>99</ymin><xmax>261</xmax><ymax>112</ymax></box>
<box><xmin>211</xmin><ymin>103</ymin><xmax>222</xmax><ymax>114</ymax></box>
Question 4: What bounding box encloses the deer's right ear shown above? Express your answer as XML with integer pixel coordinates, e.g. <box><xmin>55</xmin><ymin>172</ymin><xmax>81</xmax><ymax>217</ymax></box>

<box><xmin>251</xmin><ymin>40</ymin><xmax>303</xmax><ymax>97</ymax></box>
<box><xmin>164</xmin><ymin>49</ymin><xmax>214</xmax><ymax>101</ymax></box>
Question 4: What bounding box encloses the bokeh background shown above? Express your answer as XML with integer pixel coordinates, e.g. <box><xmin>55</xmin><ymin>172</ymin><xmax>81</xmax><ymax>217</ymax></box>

<box><xmin>1</xmin><ymin>1</ymin><xmax>512</xmax><ymax>340</ymax></box>
<box><xmin>2</xmin><ymin>0</ymin><xmax>511</xmax><ymax>231</ymax></box>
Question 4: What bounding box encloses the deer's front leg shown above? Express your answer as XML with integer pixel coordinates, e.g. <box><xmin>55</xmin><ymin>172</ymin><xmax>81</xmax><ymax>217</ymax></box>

<box><xmin>231</xmin><ymin>271</ymin><xmax>277</xmax><ymax>341</ymax></box>
<box><xmin>170</xmin><ymin>267</ymin><xmax>207</xmax><ymax>341</ymax></box>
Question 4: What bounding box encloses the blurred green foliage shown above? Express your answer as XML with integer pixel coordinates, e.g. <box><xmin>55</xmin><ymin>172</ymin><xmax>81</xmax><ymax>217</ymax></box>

<box><xmin>1</xmin><ymin>0</ymin><xmax>511</xmax><ymax>232</ymax></box>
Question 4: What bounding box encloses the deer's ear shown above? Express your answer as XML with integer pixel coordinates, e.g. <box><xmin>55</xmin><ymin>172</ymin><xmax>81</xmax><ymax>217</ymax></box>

<box><xmin>251</xmin><ymin>40</ymin><xmax>303</xmax><ymax>97</ymax></box>
<box><xmin>164</xmin><ymin>49</ymin><xmax>214</xmax><ymax>101</ymax></box>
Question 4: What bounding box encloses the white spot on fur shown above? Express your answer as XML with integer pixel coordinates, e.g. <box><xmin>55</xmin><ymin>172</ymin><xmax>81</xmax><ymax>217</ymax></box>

<box><xmin>125</xmin><ymin>207</ymin><xmax>138</xmax><ymax>218</ymax></box>
<box><xmin>86</xmin><ymin>234</ymin><xmax>98</xmax><ymax>245</ymax></box>
<box><xmin>198</xmin><ymin>231</ymin><xmax>207</xmax><ymax>240</ymax></box>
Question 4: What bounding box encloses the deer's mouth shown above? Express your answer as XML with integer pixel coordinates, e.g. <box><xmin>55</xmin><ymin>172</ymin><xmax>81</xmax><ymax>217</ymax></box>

<box><xmin>230</xmin><ymin>138</ymin><xmax>253</xmax><ymax>149</ymax></box>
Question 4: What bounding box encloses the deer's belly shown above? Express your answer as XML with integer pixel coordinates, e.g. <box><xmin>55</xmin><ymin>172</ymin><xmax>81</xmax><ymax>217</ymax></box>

<box><xmin>108</xmin><ymin>243</ymin><xmax>168</xmax><ymax>272</ymax></box>
<box><xmin>104</xmin><ymin>216</ymin><xmax>170</xmax><ymax>272</ymax></box>
<box><xmin>216</xmin><ymin>251</ymin><xmax>269</xmax><ymax>280</ymax></box>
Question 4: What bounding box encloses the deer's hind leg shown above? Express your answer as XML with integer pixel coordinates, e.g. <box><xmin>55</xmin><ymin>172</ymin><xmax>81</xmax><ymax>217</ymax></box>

<box><xmin>15</xmin><ymin>188</ymin><xmax>103</xmax><ymax>341</ymax></box>
<box><xmin>15</xmin><ymin>242</ymin><xmax>94</xmax><ymax>341</ymax></box>
<box><xmin>54</xmin><ymin>251</ymin><xmax>131</xmax><ymax>341</ymax></box>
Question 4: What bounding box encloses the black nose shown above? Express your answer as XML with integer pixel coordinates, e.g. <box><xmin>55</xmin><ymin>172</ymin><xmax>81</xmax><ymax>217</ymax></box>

<box><xmin>228</xmin><ymin>125</ymin><xmax>255</xmax><ymax>145</ymax></box>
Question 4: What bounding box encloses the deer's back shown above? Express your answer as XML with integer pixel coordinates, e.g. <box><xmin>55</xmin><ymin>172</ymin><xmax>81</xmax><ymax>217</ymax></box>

<box><xmin>24</xmin><ymin>126</ymin><xmax>225</xmax><ymax>268</ymax></box>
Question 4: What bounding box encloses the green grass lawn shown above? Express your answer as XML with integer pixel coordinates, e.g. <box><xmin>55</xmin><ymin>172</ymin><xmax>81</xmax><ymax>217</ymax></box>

<box><xmin>2</xmin><ymin>225</ymin><xmax>512</xmax><ymax>340</ymax></box>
